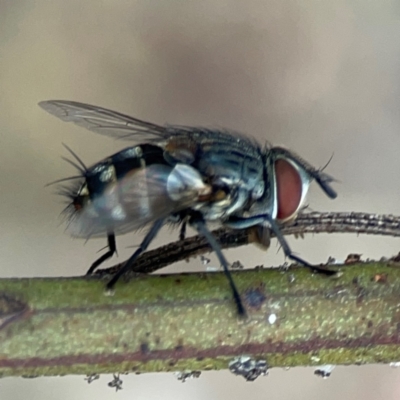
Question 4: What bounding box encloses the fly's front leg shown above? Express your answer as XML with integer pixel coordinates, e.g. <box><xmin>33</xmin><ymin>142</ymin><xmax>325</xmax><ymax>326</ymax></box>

<box><xmin>267</xmin><ymin>217</ymin><xmax>336</xmax><ymax>275</ymax></box>
<box><xmin>86</xmin><ymin>232</ymin><xmax>116</xmax><ymax>275</ymax></box>
<box><xmin>226</xmin><ymin>215</ymin><xmax>336</xmax><ymax>275</ymax></box>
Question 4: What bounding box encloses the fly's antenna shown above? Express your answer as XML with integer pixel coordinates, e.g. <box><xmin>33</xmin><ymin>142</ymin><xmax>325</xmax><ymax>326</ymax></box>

<box><xmin>320</xmin><ymin>152</ymin><xmax>334</xmax><ymax>172</ymax></box>
<box><xmin>318</xmin><ymin>152</ymin><xmax>341</xmax><ymax>189</ymax></box>
<box><xmin>61</xmin><ymin>143</ymin><xmax>88</xmax><ymax>174</ymax></box>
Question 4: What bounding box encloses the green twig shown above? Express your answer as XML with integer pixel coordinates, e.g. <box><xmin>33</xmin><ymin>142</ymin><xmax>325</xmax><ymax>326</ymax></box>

<box><xmin>1</xmin><ymin>263</ymin><xmax>400</xmax><ymax>378</ymax></box>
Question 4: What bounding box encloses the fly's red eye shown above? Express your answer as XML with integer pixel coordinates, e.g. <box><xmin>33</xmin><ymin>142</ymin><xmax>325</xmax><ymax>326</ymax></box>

<box><xmin>275</xmin><ymin>159</ymin><xmax>302</xmax><ymax>220</ymax></box>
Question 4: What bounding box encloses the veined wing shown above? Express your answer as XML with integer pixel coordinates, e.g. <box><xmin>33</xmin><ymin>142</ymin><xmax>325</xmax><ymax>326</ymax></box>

<box><xmin>38</xmin><ymin>100</ymin><xmax>259</xmax><ymax>148</ymax></box>
<box><xmin>66</xmin><ymin>163</ymin><xmax>210</xmax><ymax>239</ymax></box>
<box><xmin>39</xmin><ymin>100</ymin><xmax>170</xmax><ymax>142</ymax></box>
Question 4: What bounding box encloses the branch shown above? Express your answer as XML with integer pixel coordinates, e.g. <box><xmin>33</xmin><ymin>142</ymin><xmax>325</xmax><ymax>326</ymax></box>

<box><xmin>96</xmin><ymin>211</ymin><xmax>400</xmax><ymax>276</ymax></box>
<box><xmin>1</xmin><ymin>211</ymin><xmax>400</xmax><ymax>378</ymax></box>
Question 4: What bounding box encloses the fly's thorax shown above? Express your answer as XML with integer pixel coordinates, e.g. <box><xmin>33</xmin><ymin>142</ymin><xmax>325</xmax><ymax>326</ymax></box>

<box><xmin>164</xmin><ymin>136</ymin><xmax>198</xmax><ymax>164</ymax></box>
<box><xmin>162</xmin><ymin>132</ymin><xmax>266</xmax><ymax>221</ymax></box>
<box><xmin>192</xmin><ymin>177</ymin><xmax>261</xmax><ymax>222</ymax></box>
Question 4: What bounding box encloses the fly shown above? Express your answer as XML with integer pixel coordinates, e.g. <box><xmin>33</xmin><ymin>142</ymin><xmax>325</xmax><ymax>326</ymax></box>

<box><xmin>39</xmin><ymin>100</ymin><xmax>337</xmax><ymax>317</ymax></box>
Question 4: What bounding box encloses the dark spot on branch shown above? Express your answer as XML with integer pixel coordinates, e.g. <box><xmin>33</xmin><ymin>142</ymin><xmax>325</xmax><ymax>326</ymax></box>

<box><xmin>244</xmin><ymin>284</ymin><xmax>266</xmax><ymax>310</ymax></box>
<box><xmin>175</xmin><ymin>338</ymin><xmax>184</xmax><ymax>352</ymax></box>
<box><xmin>0</xmin><ymin>293</ymin><xmax>29</xmax><ymax>330</ymax></box>
<box><xmin>140</xmin><ymin>343</ymin><xmax>150</xmax><ymax>354</ymax></box>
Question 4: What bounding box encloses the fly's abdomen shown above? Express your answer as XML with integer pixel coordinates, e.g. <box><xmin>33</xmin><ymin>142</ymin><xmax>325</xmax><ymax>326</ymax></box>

<box><xmin>111</xmin><ymin>144</ymin><xmax>168</xmax><ymax>179</ymax></box>
<box><xmin>69</xmin><ymin>144</ymin><xmax>210</xmax><ymax>238</ymax></box>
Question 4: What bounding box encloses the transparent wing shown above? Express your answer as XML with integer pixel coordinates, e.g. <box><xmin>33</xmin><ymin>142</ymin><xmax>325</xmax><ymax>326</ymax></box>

<box><xmin>66</xmin><ymin>164</ymin><xmax>208</xmax><ymax>239</ymax></box>
<box><xmin>38</xmin><ymin>100</ymin><xmax>260</xmax><ymax>148</ymax></box>
<box><xmin>39</xmin><ymin>100</ymin><xmax>170</xmax><ymax>141</ymax></box>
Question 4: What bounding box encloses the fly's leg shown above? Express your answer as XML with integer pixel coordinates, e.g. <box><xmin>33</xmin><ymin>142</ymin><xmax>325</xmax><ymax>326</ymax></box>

<box><xmin>190</xmin><ymin>214</ymin><xmax>246</xmax><ymax>317</ymax></box>
<box><xmin>86</xmin><ymin>232</ymin><xmax>116</xmax><ymax>275</ymax></box>
<box><xmin>266</xmin><ymin>217</ymin><xmax>336</xmax><ymax>275</ymax></box>
<box><xmin>226</xmin><ymin>214</ymin><xmax>335</xmax><ymax>275</ymax></box>
<box><xmin>106</xmin><ymin>219</ymin><xmax>164</xmax><ymax>290</ymax></box>
<box><xmin>179</xmin><ymin>220</ymin><xmax>187</xmax><ymax>241</ymax></box>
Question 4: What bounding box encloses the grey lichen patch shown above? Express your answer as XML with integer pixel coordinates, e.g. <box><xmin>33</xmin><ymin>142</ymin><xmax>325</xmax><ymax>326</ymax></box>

<box><xmin>174</xmin><ymin>370</ymin><xmax>201</xmax><ymax>382</ymax></box>
<box><xmin>228</xmin><ymin>355</ymin><xmax>268</xmax><ymax>381</ymax></box>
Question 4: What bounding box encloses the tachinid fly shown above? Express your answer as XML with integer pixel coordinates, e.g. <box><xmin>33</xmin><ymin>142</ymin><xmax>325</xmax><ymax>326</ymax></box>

<box><xmin>40</xmin><ymin>100</ymin><xmax>337</xmax><ymax>317</ymax></box>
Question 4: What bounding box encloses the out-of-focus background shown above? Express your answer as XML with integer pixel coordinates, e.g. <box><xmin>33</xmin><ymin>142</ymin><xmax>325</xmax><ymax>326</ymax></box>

<box><xmin>1</xmin><ymin>1</ymin><xmax>400</xmax><ymax>399</ymax></box>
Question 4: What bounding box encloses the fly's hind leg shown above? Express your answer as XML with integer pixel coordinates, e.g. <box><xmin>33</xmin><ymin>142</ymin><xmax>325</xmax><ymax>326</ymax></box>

<box><xmin>86</xmin><ymin>232</ymin><xmax>116</xmax><ymax>275</ymax></box>
<box><xmin>179</xmin><ymin>220</ymin><xmax>187</xmax><ymax>241</ymax></box>
<box><xmin>106</xmin><ymin>219</ymin><xmax>164</xmax><ymax>290</ymax></box>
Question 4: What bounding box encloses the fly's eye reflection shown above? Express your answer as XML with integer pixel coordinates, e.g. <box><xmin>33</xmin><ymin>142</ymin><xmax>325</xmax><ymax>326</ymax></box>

<box><xmin>40</xmin><ymin>100</ymin><xmax>338</xmax><ymax>317</ymax></box>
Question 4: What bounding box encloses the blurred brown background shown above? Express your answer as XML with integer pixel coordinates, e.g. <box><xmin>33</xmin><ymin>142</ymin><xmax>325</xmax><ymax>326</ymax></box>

<box><xmin>1</xmin><ymin>1</ymin><xmax>400</xmax><ymax>399</ymax></box>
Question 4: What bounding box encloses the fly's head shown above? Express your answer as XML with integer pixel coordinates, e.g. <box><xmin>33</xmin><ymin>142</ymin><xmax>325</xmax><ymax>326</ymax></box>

<box><xmin>273</xmin><ymin>146</ymin><xmax>336</xmax><ymax>221</ymax></box>
<box><xmin>247</xmin><ymin>147</ymin><xmax>336</xmax><ymax>249</ymax></box>
<box><xmin>256</xmin><ymin>146</ymin><xmax>337</xmax><ymax>223</ymax></box>
<box><xmin>272</xmin><ymin>154</ymin><xmax>312</xmax><ymax>223</ymax></box>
